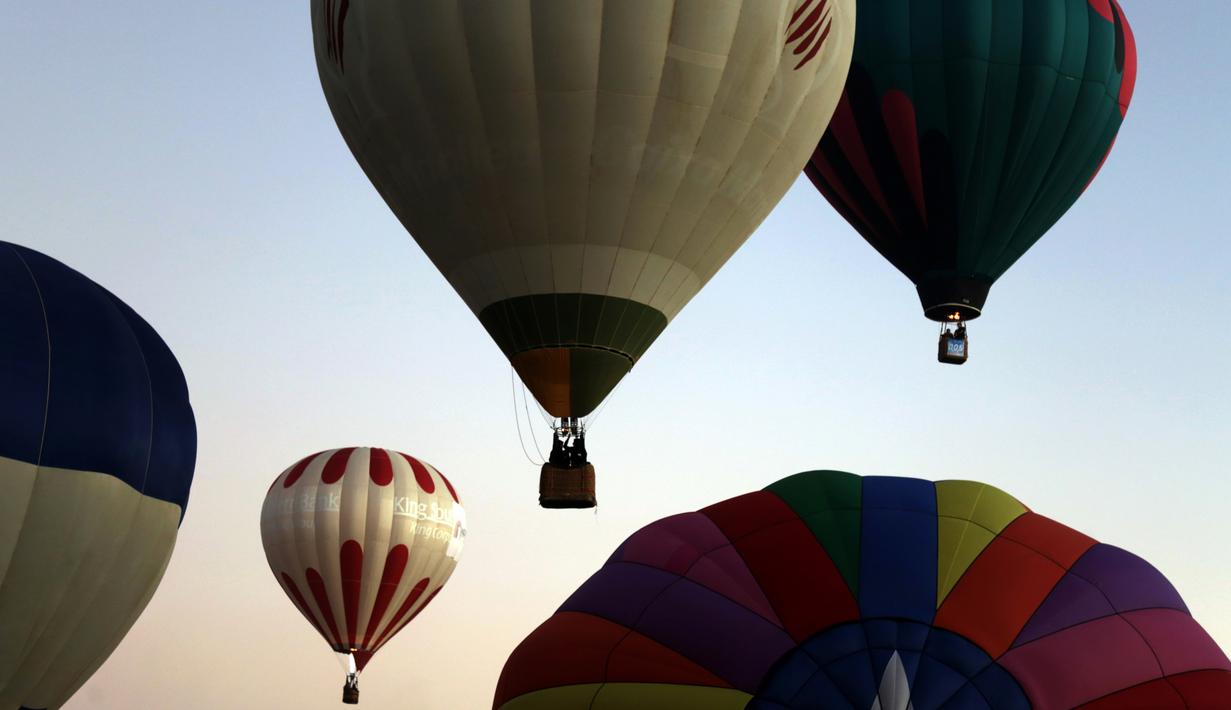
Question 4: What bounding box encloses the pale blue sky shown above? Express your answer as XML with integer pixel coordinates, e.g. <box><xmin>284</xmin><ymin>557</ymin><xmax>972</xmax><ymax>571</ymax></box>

<box><xmin>2</xmin><ymin>2</ymin><xmax>1229</xmax><ymax>708</ymax></box>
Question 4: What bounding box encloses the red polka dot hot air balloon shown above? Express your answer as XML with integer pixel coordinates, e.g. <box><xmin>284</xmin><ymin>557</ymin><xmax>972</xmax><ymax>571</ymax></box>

<box><xmin>495</xmin><ymin>471</ymin><xmax>1230</xmax><ymax>709</ymax></box>
<box><xmin>261</xmin><ymin>447</ymin><xmax>466</xmax><ymax>704</ymax></box>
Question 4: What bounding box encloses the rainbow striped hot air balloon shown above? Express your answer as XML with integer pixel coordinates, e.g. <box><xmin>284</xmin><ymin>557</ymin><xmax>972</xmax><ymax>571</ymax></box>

<box><xmin>495</xmin><ymin>471</ymin><xmax>1231</xmax><ymax>709</ymax></box>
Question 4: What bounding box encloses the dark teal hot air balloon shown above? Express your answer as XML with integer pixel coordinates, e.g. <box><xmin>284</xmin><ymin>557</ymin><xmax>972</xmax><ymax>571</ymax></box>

<box><xmin>806</xmin><ymin>0</ymin><xmax>1137</xmax><ymax>361</ymax></box>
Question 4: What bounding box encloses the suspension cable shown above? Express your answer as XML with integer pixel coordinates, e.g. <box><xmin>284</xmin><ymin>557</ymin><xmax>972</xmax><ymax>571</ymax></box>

<box><xmin>511</xmin><ymin>367</ymin><xmax>543</xmax><ymax>466</ymax></box>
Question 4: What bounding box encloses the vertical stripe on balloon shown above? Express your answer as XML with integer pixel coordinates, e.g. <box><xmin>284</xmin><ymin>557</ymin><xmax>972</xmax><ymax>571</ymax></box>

<box><xmin>401</xmin><ymin>453</ymin><xmax>436</xmax><ymax>493</ymax></box>
<box><xmin>306</xmin><ymin>567</ymin><xmax>344</xmax><ymax>649</ymax></box>
<box><xmin>282</xmin><ymin>455</ymin><xmax>314</xmax><ymax>489</ymax></box>
<box><xmin>340</xmin><ymin>540</ymin><xmax>364</xmax><ymax>647</ymax></box>
<box><xmin>373</xmin><ymin>578</ymin><xmax>430</xmax><ymax>649</ymax></box>
<box><xmin>377</xmin><ymin>587</ymin><xmax>445</xmax><ymax>653</ymax></box>
<box><xmin>362</xmin><ymin>544</ymin><xmax>409</xmax><ymax>647</ymax></box>
<box><xmin>321</xmin><ymin>447</ymin><xmax>355</xmax><ymax>484</ymax></box>
<box><xmin>368</xmin><ymin>448</ymin><xmax>393</xmax><ymax>486</ymax></box>
<box><xmin>280</xmin><ymin>572</ymin><xmax>328</xmax><ymax>641</ymax></box>
<box><xmin>437</xmin><ymin>470</ymin><xmax>460</xmax><ymax>503</ymax></box>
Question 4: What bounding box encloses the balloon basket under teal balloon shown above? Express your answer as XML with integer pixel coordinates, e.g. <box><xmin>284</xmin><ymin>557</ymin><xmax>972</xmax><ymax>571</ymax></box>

<box><xmin>938</xmin><ymin>323</ymin><xmax>969</xmax><ymax>365</ymax></box>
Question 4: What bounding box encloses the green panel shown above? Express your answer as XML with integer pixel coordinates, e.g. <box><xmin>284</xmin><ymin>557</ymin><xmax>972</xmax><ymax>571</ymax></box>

<box><xmin>567</xmin><ymin>348</ymin><xmax>632</xmax><ymax>417</ymax></box>
<box><xmin>765</xmin><ymin>471</ymin><xmax>862</xmax><ymax>597</ymax></box>
<box><xmin>479</xmin><ymin>294</ymin><xmax>668</xmax><ymax>361</ymax></box>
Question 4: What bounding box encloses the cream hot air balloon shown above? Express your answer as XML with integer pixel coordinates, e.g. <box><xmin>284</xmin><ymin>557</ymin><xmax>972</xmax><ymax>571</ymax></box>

<box><xmin>260</xmin><ymin>447</ymin><xmax>466</xmax><ymax>704</ymax></box>
<box><xmin>312</xmin><ymin>0</ymin><xmax>856</xmax><ymax>507</ymax></box>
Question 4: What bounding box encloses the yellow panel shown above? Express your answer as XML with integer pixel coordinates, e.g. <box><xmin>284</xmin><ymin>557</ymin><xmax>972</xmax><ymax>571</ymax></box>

<box><xmin>936</xmin><ymin>519</ymin><xmax>996</xmax><ymax>605</ymax></box>
<box><xmin>935</xmin><ymin>480</ymin><xmax>1026</xmax><ymax>533</ymax></box>
<box><xmin>594</xmin><ymin>683</ymin><xmax>752</xmax><ymax>710</ymax></box>
<box><xmin>497</xmin><ymin>683</ymin><xmax>601</xmax><ymax>710</ymax></box>
<box><xmin>935</xmin><ymin>481</ymin><xmax>1028</xmax><ymax>605</ymax></box>
<box><xmin>498</xmin><ymin>683</ymin><xmax>752</xmax><ymax>710</ymax></box>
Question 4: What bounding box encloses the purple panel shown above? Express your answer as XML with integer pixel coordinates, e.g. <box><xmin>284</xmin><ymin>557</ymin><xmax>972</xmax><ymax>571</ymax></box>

<box><xmin>1013</xmin><ymin>543</ymin><xmax>1190</xmax><ymax>647</ymax></box>
<box><xmin>1013</xmin><ymin>574</ymin><xmax>1115</xmax><ymax>646</ymax></box>
<box><xmin>612</xmin><ymin>512</ymin><xmax>732</xmax><ymax>573</ymax></box>
<box><xmin>633</xmin><ymin>577</ymin><xmax>795</xmax><ymax>692</ymax></box>
<box><xmin>1123</xmin><ymin>609</ymin><xmax>1231</xmax><ymax>676</ymax></box>
<box><xmin>1000</xmin><ymin>614</ymin><xmax>1162</xmax><ymax>708</ymax></box>
<box><xmin>1071</xmin><ymin>544</ymin><xmax>1188</xmax><ymax>614</ymax></box>
<box><xmin>686</xmin><ymin>546</ymin><xmax>782</xmax><ymax>625</ymax></box>
<box><xmin>560</xmin><ymin>563</ymin><xmax>678</xmax><ymax>627</ymax></box>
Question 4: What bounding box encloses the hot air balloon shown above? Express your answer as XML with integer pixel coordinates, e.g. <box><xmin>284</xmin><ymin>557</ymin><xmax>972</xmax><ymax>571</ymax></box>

<box><xmin>805</xmin><ymin>0</ymin><xmax>1138</xmax><ymax>364</ymax></box>
<box><xmin>0</xmin><ymin>242</ymin><xmax>196</xmax><ymax>710</ymax></box>
<box><xmin>261</xmin><ymin>447</ymin><xmax>466</xmax><ymax>704</ymax></box>
<box><xmin>312</xmin><ymin>0</ymin><xmax>856</xmax><ymax>506</ymax></box>
<box><xmin>495</xmin><ymin>471</ymin><xmax>1231</xmax><ymax>709</ymax></box>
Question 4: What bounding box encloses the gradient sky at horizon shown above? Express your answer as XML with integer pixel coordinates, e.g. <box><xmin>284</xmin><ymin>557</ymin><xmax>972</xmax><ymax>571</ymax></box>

<box><xmin>2</xmin><ymin>1</ymin><xmax>1229</xmax><ymax>708</ymax></box>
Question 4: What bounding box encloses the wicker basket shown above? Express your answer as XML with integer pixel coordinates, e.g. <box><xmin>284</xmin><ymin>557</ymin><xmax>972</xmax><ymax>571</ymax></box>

<box><xmin>539</xmin><ymin>463</ymin><xmax>597</xmax><ymax>509</ymax></box>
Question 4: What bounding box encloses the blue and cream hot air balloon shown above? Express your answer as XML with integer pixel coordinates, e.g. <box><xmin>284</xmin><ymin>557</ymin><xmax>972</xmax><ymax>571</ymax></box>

<box><xmin>0</xmin><ymin>242</ymin><xmax>196</xmax><ymax>710</ymax></box>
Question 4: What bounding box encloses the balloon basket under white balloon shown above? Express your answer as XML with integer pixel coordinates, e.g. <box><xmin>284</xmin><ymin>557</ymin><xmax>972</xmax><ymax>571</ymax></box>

<box><xmin>337</xmin><ymin>652</ymin><xmax>360</xmax><ymax>704</ymax></box>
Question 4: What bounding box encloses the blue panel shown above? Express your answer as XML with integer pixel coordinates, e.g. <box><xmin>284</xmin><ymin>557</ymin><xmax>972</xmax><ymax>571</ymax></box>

<box><xmin>822</xmin><ymin>651</ymin><xmax>878</xmax><ymax>708</ymax></box>
<box><xmin>754</xmin><ymin>651</ymin><xmax>818</xmax><ymax>704</ymax></box>
<box><xmin>937</xmin><ymin>683</ymin><xmax>992</xmax><ymax>710</ymax></box>
<box><xmin>0</xmin><ymin>245</ymin><xmax>49</xmax><ymax>464</ymax></box>
<box><xmin>897</xmin><ymin>620</ymin><xmax>931</xmax><ymax>650</ymax></box>
<box><xmin>910</xmin><ymin>654</ymin><xmax>973</xmax><ymax>710</ymax></box>
<box><xmin>971</xmin><ymin>663</ymin><xmax>1031</xmax><ymax>710</ymax></box>
<box><xmin>799</xmin><ymin>622</ymin><xmax>866</xmax><ymax>666</ymax></box>
<box><xmin>107</xmin><ymin>297</ymin><xmax>196</xmax><ymax>513</ymax></box>
<box><xmin>925</xmin><ymin>628</ymin><xmax>994</xmax><ymax>679</ymax></box>
<box><xmin>859</xmin><ymin>477</ymin><xmax>938</xmax><ymax>622</ymax></box>
<box><xmin>753</xmin><ymin>621</ymin><xmax>1029</xmax><ymax>709</ymax></box>
<box><xmin>791</xmin><ymin>669</ymin><xmax>859</xmax><ymax>709</ymax></box>
<box><xmin>20</xmin><ymin>246</ymin><xmax>153</xmax><ymax>496</ymax></box>
<box><xmin>1</xmin><ymin>243</ymin><xmax>195</xmax><ymax>515</ymax></box>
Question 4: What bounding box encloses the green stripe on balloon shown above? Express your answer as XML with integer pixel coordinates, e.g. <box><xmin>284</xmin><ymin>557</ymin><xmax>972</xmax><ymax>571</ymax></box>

<box><xmin>765</xmin><ymin>471</ymin><xmax>863</xmax><ymax>598</ymax></box>
<box><xmin>478</xmin><ymin>293</ymin><xmax>668</xmax><ymax>361</ymax></box>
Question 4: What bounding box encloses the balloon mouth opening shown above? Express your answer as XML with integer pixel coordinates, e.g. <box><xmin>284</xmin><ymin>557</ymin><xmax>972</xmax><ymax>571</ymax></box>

<box><xmin>923</xmin><ymin>302</ymin><xmax>982</xmax><ymax>322</ymax></box>
<box><xmin>916</xmin><ymin>276</ymin><xmax>991</xmax><ymax>322</ymax></box>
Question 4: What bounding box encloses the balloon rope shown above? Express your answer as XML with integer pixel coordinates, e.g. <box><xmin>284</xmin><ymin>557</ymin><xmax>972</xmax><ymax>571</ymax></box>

<box><xmin>511</xmin><ymin>367</ymin><xmax>544</xmax><ymax>466</ymax></box>
<box><xmin>521</xmin><ymin>381</ymin><xmax>546</xmax><ymax>461</ymax></box>
<box><xmin>581</xmin><ymin>378</ymin><xmax>623</xmax><ymax>434</ymax></box>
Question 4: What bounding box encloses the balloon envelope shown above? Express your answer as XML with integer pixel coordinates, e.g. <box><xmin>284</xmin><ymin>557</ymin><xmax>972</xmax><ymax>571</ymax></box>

<box><xmin>0</xmin><ymin>242</ymin><xmax>196</xmax><ymax>710</ymax></box>
<box><xmin>496</xmin><ymin>471</ymin><xmax>1231</xmax><ymax>709</ymax></box>
<box><xmin>806</xmin><ymin>0</ymin><xmax>1138</xmax><ymax>320</ymax></box>
<box><xmin>313</xmin><ymin>0</ymin><xmax>855</xmax><ymax>416</ymax></box>
<box><xmin>260</xmin><ymin>447</ymin><xmax>465</xmax><ymax>672</ymax></box>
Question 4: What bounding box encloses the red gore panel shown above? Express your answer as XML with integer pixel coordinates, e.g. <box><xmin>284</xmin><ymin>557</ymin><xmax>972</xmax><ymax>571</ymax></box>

<box><xmin>606</xmin><ymin>630</ymin><xmax>733</xmax><ymax>688</ymax></box>
<box><xmin>493</xmin><ymin>612</ymin><xmax>625</xmax><ymax>706</ymax></box>
<box><xmin>1169</xmin><ymin>669</ymin><xmax>1231</xmax><ymax>707</ymax></box>
<box><xmin>703</xmin><ymin>492</ymin><xmax>857</xmax><ymax>641</ymax></box>
<box><xmin>701</xmin><ymin>492</ymin><xmax>800</xmax><ymax>541</ymax></box>
<box><xmin>1076</xmin><ymin>677</ymin><xmax>1185</xmax><ymax>709</ymax></box>
<box><xmin>935</xmin><ymin>513</ymin><xmax>1096</xmax><ymax>658</ymax></box>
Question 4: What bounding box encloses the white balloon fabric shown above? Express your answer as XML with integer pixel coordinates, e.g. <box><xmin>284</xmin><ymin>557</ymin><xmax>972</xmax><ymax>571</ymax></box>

<box><xmin>312</xmin><ymin>0</ymin><xmax>857</xmax><ymax>417</ymax></box>
<box><xmin>260</xmin><ymin>447</ymin><xmax>466</xmax><ymax>674</ymax></box>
